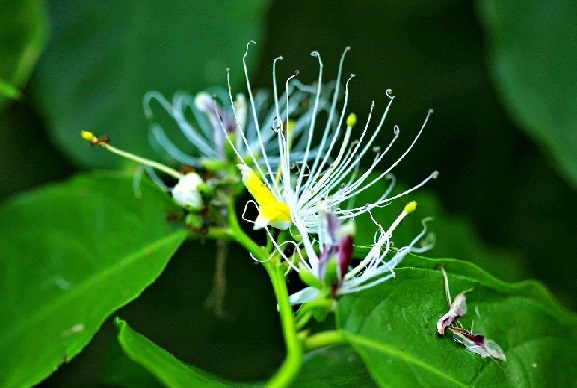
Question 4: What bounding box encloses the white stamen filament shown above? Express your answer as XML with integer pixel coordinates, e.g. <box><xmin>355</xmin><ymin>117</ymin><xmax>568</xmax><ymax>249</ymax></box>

<box><xmin>344</xmin><ymin>207</ymin><xmax>410</xmax><ymax>281</ymax></box>
<box><xmin>101</xmin><ymin>143</ymin><xmax>183</xmax><ymax>179</ymax></box>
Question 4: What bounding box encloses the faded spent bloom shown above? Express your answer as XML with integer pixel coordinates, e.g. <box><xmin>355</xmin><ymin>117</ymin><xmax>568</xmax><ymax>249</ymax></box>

<box><xmin>228</xmin><ymin>44</ymin><xmax>438</xmax><ymax>242</ymax></box>
<box><xmin>287</xmin><ymin>202</ymin><xmax>433</xmax><ymax>305</ymax></box>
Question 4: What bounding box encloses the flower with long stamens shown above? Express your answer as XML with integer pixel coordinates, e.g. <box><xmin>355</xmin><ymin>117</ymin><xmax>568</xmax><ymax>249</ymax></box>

<box><xmin>224</xmin><ymin>44</ymin><xmax>438</xmax><ymax>241</ymax></box>
<box><xmin>288</xmin><ymin>201</ymin><xmax>433</xmax><ymax>305</ymax></box>
<box><xmin>143</xmin><ymin>76</ymin><xmax>331</xmax><ymax>171</ymax></box>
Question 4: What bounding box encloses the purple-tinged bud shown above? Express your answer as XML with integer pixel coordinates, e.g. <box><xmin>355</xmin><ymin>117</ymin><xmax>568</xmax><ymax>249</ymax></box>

<box><xmin>338</xmin><ymin>234</ymin><xmax>354</xmax><ymax>279</ymax></box>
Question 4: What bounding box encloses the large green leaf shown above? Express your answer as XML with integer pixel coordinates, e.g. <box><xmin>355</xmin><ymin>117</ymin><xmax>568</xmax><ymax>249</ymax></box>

<box><xmin>114</xmin><ymin>319</ymin><xmax>375</xmax><ymax>387</ymax></box>
<box><xmin>337</xmin><ymin>255</ymin><xmax>577</xmax><ymax>386</ymax></box>
<box><xmin>0</xmin><ymin>0</ymin><xmax>47</xmax><ymax>109</ymax></box>
<box><xmin>0</xmin><ymin>173</ymin><xmax>188</xmax><ymax>387</ymax></box>
<box><xmin>31</xmin><ymin>0</ymin><xmax>269</xmax><ymax>168</ymax></box>
<box><xmin>477</xmin><ymin>0</ymin><xmax>577</xmax><ymax>188</ymax></box>
<box><xmin>115</xmin><ymin>319</ymin><xmax>241</xmax><ymax>387</ymax></box>
<box><xmin>293</xmin><ymin>345</ymin><xmax>376</xmax><ymax>387</ymax></box>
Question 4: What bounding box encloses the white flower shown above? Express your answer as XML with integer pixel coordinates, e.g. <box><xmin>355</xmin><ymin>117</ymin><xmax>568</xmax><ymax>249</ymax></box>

<box><xmin>142</xmin><ymin>74</ymin><xmax>330</xmax><ymax>169</ymax></box>
<box><xmin>171</xmin><ymin>172</ymin><xmax>204</xmax><ymax>210</ymax></box>
<box><xmin>288</xmin><ymin>203</ymin><xmax>433</xmax><ymax>305</ymax></box>
<box><xmin>227</xmin><ymin>44</ymin><xmax>438</xmax><ymax>241</ymax></box>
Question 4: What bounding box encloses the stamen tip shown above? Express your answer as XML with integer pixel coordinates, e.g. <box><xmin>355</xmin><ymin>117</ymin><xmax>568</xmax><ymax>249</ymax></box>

<box><xmin>346</xmin><ymin>113</ymin><xmax>357</xmax><ymax>128</ymax></box>
<box><xmin>80</xmin><ymin>130</ymin><xmax>95</xmax><ymax>143</ymax></box>
<box><xmin>404</xmin><ymin>201</ymin><xmax>417</xmax><ymax>214</ymax></box>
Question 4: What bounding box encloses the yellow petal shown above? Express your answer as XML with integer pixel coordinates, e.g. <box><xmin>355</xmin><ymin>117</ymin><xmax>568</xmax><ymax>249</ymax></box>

<box><xmin>238</xmin><ymin>164</ymin><xmax>292</xmax><ymax>229</ymax></box>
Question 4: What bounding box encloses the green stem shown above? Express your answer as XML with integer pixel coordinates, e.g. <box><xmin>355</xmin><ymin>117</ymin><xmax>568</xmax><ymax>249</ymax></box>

<box><xmin>227</xmin><ymin>200</ymin><xmax>302</xmax><ymax>387</ymax></box>
<box><xmin>304</xmin><ymin>330</ymin><xmax>346</xmax><ymax>351</ymax></box>
<box><xmin>262</xmin><ymin>260</ymin><xmax>303</xmax><ymax>387</ymax></box>
<box><xmin>204</xmin><ymin>227</ymin><xmax>233</xmax><ymax>240</ymax></box>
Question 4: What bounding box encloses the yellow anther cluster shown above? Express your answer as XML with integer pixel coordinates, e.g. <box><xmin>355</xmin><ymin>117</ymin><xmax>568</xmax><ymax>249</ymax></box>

<box><xmin>404</xmin><ymin>201</ymin><xmax>417</xmax><ymax>214</ymax></box>
<box><xmin>80</xmin><ymin>130</ymin><xmax>96</xmax><ymax>143</ymax></box>
<box><xmin>346</xmin><ymin>113</ymin><xmax>357</xmax><ymax>127</ymax></box>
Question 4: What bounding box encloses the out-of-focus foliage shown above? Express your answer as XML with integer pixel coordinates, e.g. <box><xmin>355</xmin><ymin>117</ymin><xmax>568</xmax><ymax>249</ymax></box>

<box><xmin>115</xmin><ymin>319</ymin><xmax>238</xmax><ymax>387</ymax></box>
<box><xmin>0</xmin><ymin>0</ymin><xmax>47</xmax><ymax>109</ymax></box>
<box><xmin>0</xmin><ymin>173</ymin><xmax>187</xmax><ymax>387</ymax></box>
<box><xmin>479</xmin><ymin>0</ymin><xmax>577</xmax><ymax>189</ymax></box>
<box><xmin>339</xmin><ymin>256</ymin><xmax>577</xmax><ymax>386</ymax></box>
<box><xmin>31</xmin><ymin>0</ymin><xmax>269</xmax><ymax>168</ymax></box>
<box><xmin>1</xmin><ymin>0</ymin><xmax>577</xmax><ymax>386</ymax></box>
<box><xmin>113</xmin><ymin>322</ymin><xmax>378</xmax><ymax>387</ymax></box>
<box><xmin>0</xmin><ymin>103</ymin><xmax>72</xmax><ymax>201</ymax></box>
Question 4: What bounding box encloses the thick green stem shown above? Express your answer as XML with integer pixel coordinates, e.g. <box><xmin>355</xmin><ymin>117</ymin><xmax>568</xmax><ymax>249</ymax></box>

<box><xmin>304</xmin><ymin>330</ymin><xmax>346</xmax><ymax>351</ymax></box>
<box><xmin>227</xmin><ymin>200</ymin><xmax>302</xmax><ymax>387</ymax></box>
<box><xmin>262</xmin><ymin>260</ymin><xmax>303</xmax><ymax>388</ymax></box>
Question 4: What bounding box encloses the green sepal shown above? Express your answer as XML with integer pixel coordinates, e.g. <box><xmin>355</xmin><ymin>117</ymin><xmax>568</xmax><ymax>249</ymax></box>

<box><xmin>200</xmin><ymin>158</ymin><xmax>229</xmax><ymax>172</ymax></box>
<box><xmin>311</xmin><ymin>299</ymin><xmax>333</xmax><ymax>322</ymax></box>
<box><xmin>323</xmin><ymin>258</ymin><xmax>339</xmax><ymax>287</ymax></box>
<box><xmin>289</xmin><ymin>225</ymin><xmax>303</xmax><ymax>242</ymax></box>
<box><xmin>197</xmin><ymin>183</ymin><xmax>214</xmax><ymax>197</ymax></box>
<box><xmin>298</xmin><ymin>264</ymin><xmax>323</xmax><ymax>289</ymax></box>
<box><xmin>184</xmin><ymin>213</ymin><xmax>203</xmax><ymax>229</ymax></box>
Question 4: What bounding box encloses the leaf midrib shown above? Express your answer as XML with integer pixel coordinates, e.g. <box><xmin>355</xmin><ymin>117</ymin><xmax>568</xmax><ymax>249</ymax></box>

<box><xmin>343</xmin><ymin>331</ymin><xmax>468</xmax><ymax>387</ymax></box>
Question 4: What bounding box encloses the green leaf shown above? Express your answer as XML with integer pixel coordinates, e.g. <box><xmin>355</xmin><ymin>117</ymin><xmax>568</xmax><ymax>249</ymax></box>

<box><xmin>0</xmin><ymin>0</ymin><xmax>47</xmax><ymax>109</ymax></box>
<box><xmin>102</xmin><ymin>335</ymin><xmax>161</xmax><ymax>387</ymax></box>
<box><xmin>31</xmin><ymin>0</ymin><xmax>269</xmax><ymax>168</ymax></box>
<box><xmin>114</xmin><ymin>320</ymin><xmax>375</xmax><ymax>387</ymax></box>
<box><xmin>0</xmin><ymin>78</ymin><xmax>21</xmax><ymax>100</ymax></box>
<box><xmin>477</xmin><ymin>0</ymin><xmax>577</xmax><ymax>188</ymax></box>
<box><xmin>115</xmin><ymin>318</ymin><xmax>252</xmax><ymax>387</ymax></box>
<box><xmin>0</xmin><ymin>172</ymin><xmax>188</xmax><ymax>387</ymax></box>
<box><xmin>337</xmin><ymin>255</ymin><xmax>577</xmax><ymax>386</ymax></box>
<box><xmin>294</xmin><ymin>345</ymin><xmax>377</xmax><ymax>387</ymax></box>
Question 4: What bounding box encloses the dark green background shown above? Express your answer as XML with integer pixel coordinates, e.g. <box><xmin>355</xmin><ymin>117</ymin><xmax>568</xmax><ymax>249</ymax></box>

<box><xmin>2</xmin><ymin>0</ymin><xmax>576</xmax><ymax>385</ymax></box>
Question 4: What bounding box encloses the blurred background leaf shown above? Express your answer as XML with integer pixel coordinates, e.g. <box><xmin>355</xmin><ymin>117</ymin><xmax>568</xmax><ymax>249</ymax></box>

<box><xmin>1</xmin><ymin>0</ymin><xmax>577</xmax><ymax>385</ymax></box>
<box><xmin>114</xmin><ymin>319</ymin><xmax>240</xmax><ymax>387</ymax></box>
<box><xmin>478</xmin><ymin>0</ymin><xmax>577</xmax><ymax>189</ymax></box>
<box><xmin>30</xmin><ymin>0</ymin><xmax>269</xmax><ymax>169</ymax></box>
<box><xmin>0</xmin><ymin>0</ymin><xmax>47</xmax><ymax>109</ymax></box>
<box><xmin>0</xmin><ymin>103</ymin><xmax>72</xmax><ymax>202</ymax></box>
<box><xmin>0</xmin><ymin>173</ymin><xmax>187</xmax><ymax>386</ymax></box>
